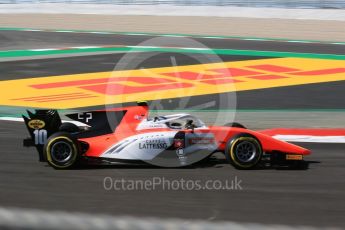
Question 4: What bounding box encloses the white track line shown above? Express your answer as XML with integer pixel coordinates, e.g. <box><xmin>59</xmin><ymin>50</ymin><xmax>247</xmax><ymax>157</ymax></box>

<box><xmin>1</xmin><ymin>117</ymin><xmax>344</xmax><ymax>143</ymax></box>
<box><xmin>2</xmin><ymin>28</ymin><xmax>345</xmax><ymax>45</ymax></box>
<box><xmin>273</xmin><ymin>135</ymin><xmax>345</xmax><ymax>143</ymax></box>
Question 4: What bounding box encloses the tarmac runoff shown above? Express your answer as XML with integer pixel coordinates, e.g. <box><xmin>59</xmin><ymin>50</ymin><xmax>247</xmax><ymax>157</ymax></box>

<box><xmin>0</xmin><ymin>32</ymin><xmax>344</xmax><ymax>134</ymax></box>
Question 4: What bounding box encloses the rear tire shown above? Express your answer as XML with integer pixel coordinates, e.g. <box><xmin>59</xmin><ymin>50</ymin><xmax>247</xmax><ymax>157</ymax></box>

<box><xmin>225</xmin><ymin>134</ymin><xmax>262</xmax><ymax>169</ymax></box>
<box><xmin>43</xmin><ymin>132</ymin><xmax>80</xmax><ymax>169</ymax></box>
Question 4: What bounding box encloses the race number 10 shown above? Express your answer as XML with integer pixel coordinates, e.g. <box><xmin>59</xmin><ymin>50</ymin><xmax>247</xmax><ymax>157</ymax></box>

<box><xmin>33</xmin><ymin>129</ymin><xmax>47</xmax><ymax>145</ymax></box>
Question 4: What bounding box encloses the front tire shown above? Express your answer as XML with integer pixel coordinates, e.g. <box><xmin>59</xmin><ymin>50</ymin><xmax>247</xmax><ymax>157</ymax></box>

<box><xmin>225</xmin><ymin>134</ymin><xmax>262</xmax><ymax>169</ymax></box>
<box><xmin>44</xmin><ymin>132</ymin><xmax>80</xmax><ymax>169</ymax></box>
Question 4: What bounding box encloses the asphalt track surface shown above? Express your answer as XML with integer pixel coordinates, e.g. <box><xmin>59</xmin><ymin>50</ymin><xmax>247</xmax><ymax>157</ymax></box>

<box><xmin>0</xmin><ymin>121</ymin><xmax>344</xmax><ymax>228</ymax></box>
<box><xmin>1</xmin><ymin>30</ymin><xmax>345</xmax><ymax>54</ymax></box>
<box><xmin>0</xmin><ymin>52</ymin><xmax>270</xmax><ymax>80</ymax></box>
<box><xmin>0</xmin><ymin>30</ymin><xmax>345</xmax><ymax>228</ymax></box>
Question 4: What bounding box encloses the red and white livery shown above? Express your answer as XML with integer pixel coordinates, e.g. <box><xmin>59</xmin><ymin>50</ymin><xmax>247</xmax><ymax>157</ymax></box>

<box><xmin>23</xmin><ymin>102</ymin><xmax>311</xmax><ymax>169</ymax></box>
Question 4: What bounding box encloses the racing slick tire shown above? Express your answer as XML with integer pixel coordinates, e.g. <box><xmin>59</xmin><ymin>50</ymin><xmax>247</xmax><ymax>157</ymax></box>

<box><xmin>223</xmin><ymin>122</ymin><xmax>246</xmax><ymax>129</ymax></box>
<box><xmin>43</xmin><ymin>132</ymin><xmax>80</xmax><ymax>169</ymax></box>
<box><xmin>225</xmin><ymin>134</ymin><xmax>263</xmax><ymax>169</ymax></box>
<box><xmin>59</xmin><ymin>122</ymin><xmax>79</xmax><ymax>133</ymax></box>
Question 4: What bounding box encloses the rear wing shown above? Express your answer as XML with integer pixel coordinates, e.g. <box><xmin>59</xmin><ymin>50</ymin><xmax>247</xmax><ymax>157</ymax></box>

<box><xmin>23</xmin><ymin>109</ymin><xmax>128</xmax><ymax>161</ymax></box>
<box><xmin>23</xmin><ymin>110</ymin><xmax>62</xmax><ymax>161</ymax></box>
<box><xmin>23</xmin><ymin>103</ymin><xmax>148</xmax><ymax>161</ymax></box>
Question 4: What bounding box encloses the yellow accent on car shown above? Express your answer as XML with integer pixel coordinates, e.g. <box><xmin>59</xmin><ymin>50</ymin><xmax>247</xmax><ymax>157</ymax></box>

<box><xmin>28</xmin><ymin>119</ymin><xmax>45</xmax><ymax>129</ymax></box>
<box><xmin>286</xmin><ymin>154</ymin><xmax>303</xmax><ymax>160</ymax></box>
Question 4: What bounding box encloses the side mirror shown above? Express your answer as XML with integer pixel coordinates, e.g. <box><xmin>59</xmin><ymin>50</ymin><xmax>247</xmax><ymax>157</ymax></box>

<box><xmin>186</xmin><ymin>120</ymin><xmax>195</xmax><ymax>133</ymax></box>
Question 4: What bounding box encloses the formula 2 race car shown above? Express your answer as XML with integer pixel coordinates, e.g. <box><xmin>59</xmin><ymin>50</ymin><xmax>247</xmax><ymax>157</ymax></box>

<box><xmin>23</xmin><ymin>102</ymin><xmax>310</xmax><ymax>169</ymax></box>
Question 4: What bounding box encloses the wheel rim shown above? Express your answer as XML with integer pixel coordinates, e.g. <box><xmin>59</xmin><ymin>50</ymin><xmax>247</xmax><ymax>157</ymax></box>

<box><xmin>235</xmin><ymin>141</ymin><xmax>256</xmax><ymax>163</ymax></box>
<box><xmin>51</xmin><ymin>141</ymin><xmax>73</xmax><ymax>163</ymax></box>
